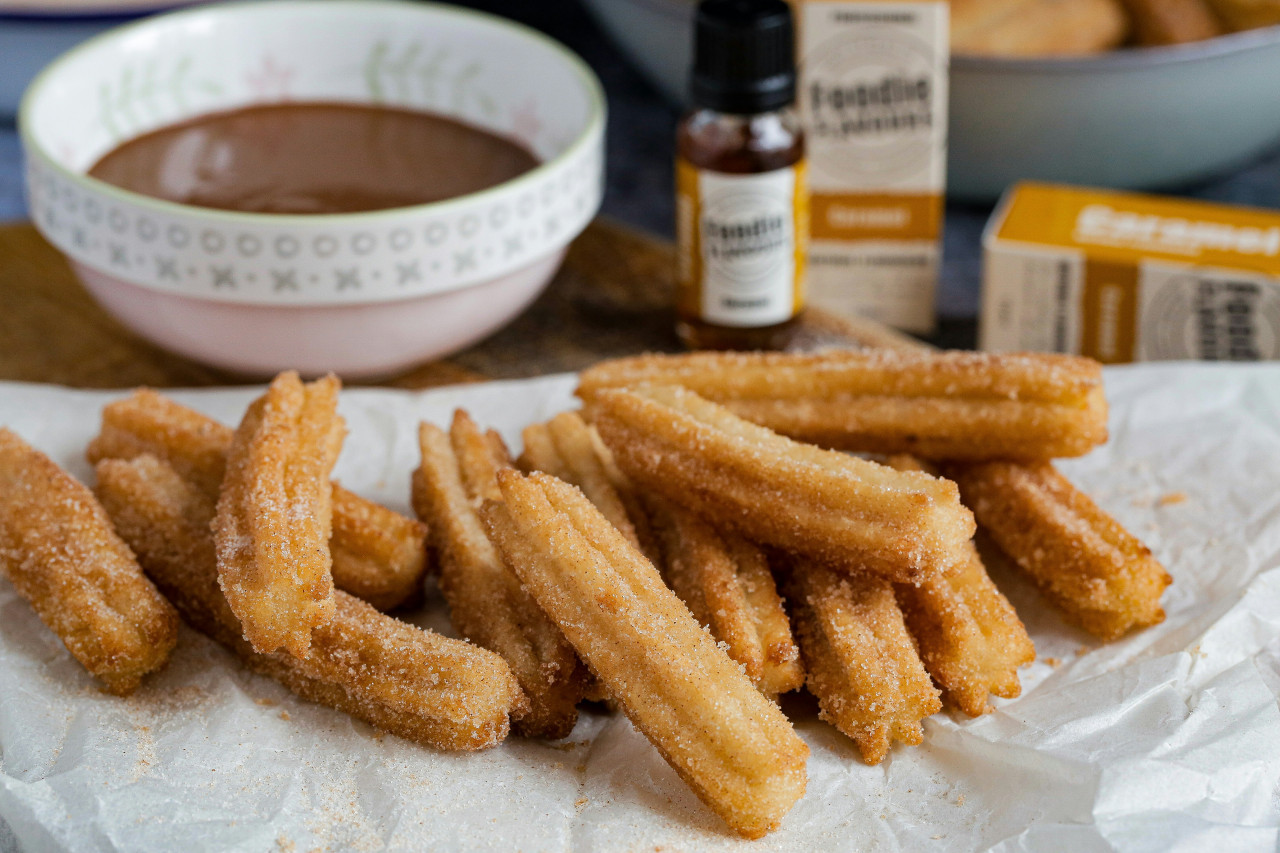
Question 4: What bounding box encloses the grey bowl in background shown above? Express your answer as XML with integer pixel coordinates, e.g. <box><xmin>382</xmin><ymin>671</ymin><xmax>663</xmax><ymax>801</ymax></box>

<box><xmin>579</xmin><ymin>0</ymin><xmax>1280</xmax><ymax>202</ymax></box>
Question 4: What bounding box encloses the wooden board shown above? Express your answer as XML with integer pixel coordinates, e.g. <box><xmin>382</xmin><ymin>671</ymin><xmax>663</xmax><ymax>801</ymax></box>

<box><xmin>0</xmin><ymin>218</ymin><xmax>919</xmax><ymax>389</ymax></box>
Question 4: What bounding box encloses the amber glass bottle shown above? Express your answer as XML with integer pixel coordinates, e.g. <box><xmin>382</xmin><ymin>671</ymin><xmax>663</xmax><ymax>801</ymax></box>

<box><xmin>675</xmin><ymin>0</ymin><xmax>807</xmax><ymax>351</ymax></box>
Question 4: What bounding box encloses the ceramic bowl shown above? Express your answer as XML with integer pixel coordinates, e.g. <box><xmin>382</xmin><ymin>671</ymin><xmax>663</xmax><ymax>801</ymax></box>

<box><xmin>21</xmin><ymin>0</ymin><xmax>605</xmax><ymax>378</ymax></box>
<box><xmin>580</xmin><ymin>0</ymin><xmax>1280</xmax><ymax>202</ymax></box>
<box><xmin>949</xmin><ymin>30</ymin><xmax>1280</xmax><ymax>200</ymax></box>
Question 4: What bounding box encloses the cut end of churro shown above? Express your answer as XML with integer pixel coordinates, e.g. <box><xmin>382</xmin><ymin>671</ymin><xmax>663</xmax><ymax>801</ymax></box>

<box><xmin>949</xmin><ymin>461</ymin><xmax>1171</xmax><ymax>643</ymax></box>
<box><xmin>787</xmin><ymin>559</ymin><xmax>941</xmax><ymax>765</ymax></box>
<box><xmin>213</xmin><ymin>371</ymin><xmax>345</xmax><ymax>658</ymax></box>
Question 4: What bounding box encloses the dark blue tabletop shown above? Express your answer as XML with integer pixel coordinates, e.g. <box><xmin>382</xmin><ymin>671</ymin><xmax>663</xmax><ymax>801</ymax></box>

<box><xmin>4</xmin><ymin>0</ymin><xmax>1280</xmax><ymax>348</ymax></box>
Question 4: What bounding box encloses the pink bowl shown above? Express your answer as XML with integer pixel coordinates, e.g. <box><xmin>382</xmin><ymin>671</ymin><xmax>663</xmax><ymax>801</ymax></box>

<box><xmin>73</xmin><ymin>251</ymin><xmax>564</xmax><ymax>378</ymax></box>
<box><xmin>22</xmin><ymin>0</ymin><xmax>605</xmax><ymax>378</ymax></box>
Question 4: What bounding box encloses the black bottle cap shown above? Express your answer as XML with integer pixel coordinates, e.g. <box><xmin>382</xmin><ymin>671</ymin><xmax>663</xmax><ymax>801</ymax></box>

<box><xmin>690</xmin><ymin>0</ymin><xmax>796</xmax><ymax>114</ymax></box>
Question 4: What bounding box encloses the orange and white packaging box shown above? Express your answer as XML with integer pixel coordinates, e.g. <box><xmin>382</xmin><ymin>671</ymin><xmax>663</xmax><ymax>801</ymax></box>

<box><xmin>981</xmin><ymin>183</ymin><xmax>1280</xmax><ymax>362</ymax></box>
<box><xmin>795</xmin><ymin>0</ymin><xmax>949</xmax><ymax>335</ymax></box>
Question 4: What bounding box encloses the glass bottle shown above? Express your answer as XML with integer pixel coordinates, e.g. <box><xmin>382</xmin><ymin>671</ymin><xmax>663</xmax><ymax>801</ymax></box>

<box><xmin>675</xmin><ymin>0</ymin><xmax>808</xmax><ymax>351</ymax></box>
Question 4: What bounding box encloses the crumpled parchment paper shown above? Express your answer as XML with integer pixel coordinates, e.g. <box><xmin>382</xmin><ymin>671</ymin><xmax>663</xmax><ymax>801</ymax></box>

<box><xmin>0</xmin><ymin>363</ymin><xmax>1278</xmax><ymax>853</ymax></box>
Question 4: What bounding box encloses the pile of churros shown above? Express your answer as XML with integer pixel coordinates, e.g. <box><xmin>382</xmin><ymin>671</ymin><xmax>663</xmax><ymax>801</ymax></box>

<box><xmin>0</xmin><ymin>348</ymin><xmax>1171</xmax><ymax>839</ymax></box>
<box><xmin>952</xmin><ymin>0</ymin><xmax>1280</xmax><ymax>56</ymax></box>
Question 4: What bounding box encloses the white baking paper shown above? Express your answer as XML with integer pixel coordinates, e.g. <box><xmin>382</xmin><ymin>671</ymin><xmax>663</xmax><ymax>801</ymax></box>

<box><xmin>0</xmin><ymin>364</ymin><xmax>1278</xmax><ymax>853</ymax></box>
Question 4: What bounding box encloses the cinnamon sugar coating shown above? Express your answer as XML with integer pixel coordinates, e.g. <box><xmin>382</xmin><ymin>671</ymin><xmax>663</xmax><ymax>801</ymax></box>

<box><xmin>96</xmin><ymin>455</ymin><xmax>523</xmax><ymax>750</ymax></box>
<box><xmin>947</xmin><ymin>460</ymin><xmax>1171</xmax><ymax>640</ymax></box>
<box><xmin>646</xmin><ymin>496</ymin><xmax>804</xmax><ymax>698</ymax></box>
<box><xmin>578</xmin><ymin>349</ymin><xmax>1108</xmax><ymax>460</ymax></box>
<box><xmin>0</xmin><ymin>428</ymin><xmax>178</xmax><ymax>695</ymax></box>
<box><xmin>588</xmin><ymin>384</ymin><xmax>975</xmax><ymax>584</ymax></box>
<box><xmin>785</xmin><ymin>559</ymin><xmax>941</xmax><ymax>765</ymax></box>
<box><xmin>412</xmin><ymin>412</ymin><xmax>586</xmax><ymax>739</ymax></box>
<box><xmin>213</xmin><ymin>372</ymin><xmax>345</xmax><ymax>657</ymax></box>
<box><xmin>885</xmin><ymin>455</ymin><xmax>1034</xmax><ymax>716</ymax></box>
<box><xmin>87</xmin><ymin>388</ymin><xmax>428</xmax><ymax>611</ymax></box>
<box><xmin>484</xmin><ymin>471</ymin><xmax>808</xmax><ymax>839</ymax></box>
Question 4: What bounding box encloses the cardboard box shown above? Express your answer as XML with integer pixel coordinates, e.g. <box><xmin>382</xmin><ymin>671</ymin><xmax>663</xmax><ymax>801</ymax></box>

<box><xmin>981</xmin><ymin>183</ymin><xmax>1280</xmax><ymax>362</ymax></box>
<box><xmin>795</xmin><ymin>0</ymin><xmax>949</xmax><ymax>335</ymax></box>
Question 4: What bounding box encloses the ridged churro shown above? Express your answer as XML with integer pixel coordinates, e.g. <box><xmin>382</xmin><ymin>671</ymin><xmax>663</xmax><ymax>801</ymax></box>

<box><xmin>413</xmin><ymin>412</ymin><xmax>585</xmax><ymax>739</ymax></box>
<box><xmin>785</xmin><ymin>559</ymin><xmax>941</xmax><ymax>765</ymax></box>
<box><xmin>646</xmin><ymin>497</ymin><xmax>803</xmax><ymax>698</ymax></box>
<box><xmin>0</xmin><ymin>429</ymin><xmax>178</xmax><ymax>695</ymax></box>
<box><xmin>519</xmin><ymin>412</ymin><xmax>644</xmax><ymax>551</ymax></box>
<box><xmin>484</xmin><ymin>471</ymin><xmax>808</xmax><ymax>839</ymax></box>
<box><xmin>1204</xmin><ymin>0</ymin><xmax>1280</xmax><ymax>30</ymax></box>
<box><xmin>885</xmin><ymin>456</ymin><xmax>1033</xmax><ymax>715</ymax></box>
<box><xmin>589</xmin><ymin>384</ymin><xmax>975</xmax><ymax>583</ymax></box>
<box><xmin>86</xmin><ymin>388</ymin><xmax>428</xmax><ymax>611</ymax></box>
<box><xmin>946</xmin><ymin>461</ymin><xmax>1171</xmax><ymax>641</ymax></box>
<box><xmin>95</xmin><ymin>454</ymin><xmax>524</xmax><ymax>751</ymax></box>
<box><xmin>1119</xmin><ymin>0</ymin><xmax>1224</xmax><ymax>44</ymax></box>
<box><xmin>579</xmin><ymin>350</ymin><xmax>1108</xmax><ymax>460</ymax></box>
<box><xmin>213</xmin><ymin>371</ymin><xmax>345</xmax><ymax>657</ymax></box>
<box><xmin>951</xmin><ymin>0</ymin><xmax>1129</xmax><ymax>56</ymax></box>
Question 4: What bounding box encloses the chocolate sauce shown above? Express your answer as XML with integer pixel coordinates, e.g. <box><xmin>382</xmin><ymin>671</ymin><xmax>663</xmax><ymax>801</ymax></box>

<box><xmin>88</xmin><ymin>102</ymin><xmax>540</xmax><ymax>215</ymax></box>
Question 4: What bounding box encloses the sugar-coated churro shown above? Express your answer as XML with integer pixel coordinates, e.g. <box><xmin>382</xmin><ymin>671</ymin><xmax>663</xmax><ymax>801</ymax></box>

<box><xmin>484</xmin><ymin>471</ymin><xmax>808</xmax><ymax>839</ymax></box>
<box><xmin>785</xmin><ymin>559</ymin><xmax>941</xmax><ymax>765</ymax></box>
<box><xmin>0</xmin><ymin>429</ymin><xmax>178</xmax><ymax>695</ymax></box>
<box><xmin>951</xmin><ymin>0</ymin><xmax>1128</xmax><ymax>56</ymax></box>
<box><xmin>886</xmin><ymin>455</ymin><xmax>1033</xmax><ymax>715</ymax></box>
<box><xmin>946</xmin><ymin>461</ymin><xmax>1171</xmax><ymax>641</ymax></box>
<box><xmin>1119</xmin><ymin>0</ymin><xmax>1223</xmax><ymax>45</ymax></box>
<box><xmin>95</xmin><ymin>455</ymin><xmax>524</xmax><ymax>750</ymax></box>
<box><xmin>1203</xmin><ymin>0</ymin><xmax>1280</xmax><ymax>30</ymax></box>
<box><xmin>87</xmin><ymin>389</ymin><xmax>428</xmax><ymax>611</ymax></box>
<box><xmin>646</xmin><ymin>497</ymin><xmax>804</xmax><ymax>698</ymax></box>
<box><xmin>589</xmin><ymin>384</ymin><xmax>975</xmax><ymax>584</ymax></box>
<box><xmin>578</xmin><ymin>349</ymin><xmax>1108</xmax><ymax>460</ymax></box>
<box><xmin>214</xmin><ymin>371</ymin><xmax>345</xmax><ymax>657</ymax></box>
<box><xmin>413</xmin><ymin>412</ymin><xmax>585</xmax><ymax>739</ymax></box>
<box><xmin>519</xmin><ymin>411</ymin><xmax>658</xmax><ymax>561</ymax></box>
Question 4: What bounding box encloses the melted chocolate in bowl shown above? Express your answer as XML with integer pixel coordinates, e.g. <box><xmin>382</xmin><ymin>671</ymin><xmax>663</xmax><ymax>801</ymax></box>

<box><xmin>88</xmin><ymin>102</ymin><xmax>540</xmax><ymax>215</ymax></box>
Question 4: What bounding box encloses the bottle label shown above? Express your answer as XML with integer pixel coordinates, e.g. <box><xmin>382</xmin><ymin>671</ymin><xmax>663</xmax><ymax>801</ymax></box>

<box><xmin>677</xmin><ymin>159</ymin><xmax>807</xmax><ymax>328</ymax></box>
<box><xmin>796</xmin><ymin>0</ymin><xmax>949</xmax><ymax>335</ymax></box>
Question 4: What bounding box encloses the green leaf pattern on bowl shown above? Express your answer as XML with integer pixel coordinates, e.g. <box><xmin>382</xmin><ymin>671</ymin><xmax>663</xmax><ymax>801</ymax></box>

<box><xmin>363</xmin><ymin>41</ymin><xmax>497</xmax><ymax>118</ymax></box>
<box><xmin>96</xmin><ymin>56</ymin><xmax>223</xmax><ymax>143</ymax></box>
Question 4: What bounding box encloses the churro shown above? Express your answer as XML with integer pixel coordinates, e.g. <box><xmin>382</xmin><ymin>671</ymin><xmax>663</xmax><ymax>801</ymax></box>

<box><xmin>87</xmin><ymin>388</ymin><xmax>428</xmax><ymax>611</ymax></box>
<box><xmin>946</xmin><ymin>461</ymin><xmax>1171</xmax><ymax>640</ymax></box>
<box><xmin>1119</xmin><ymin>0</ymin><xmax>1223</xmax><ymax>44</ymax></box>
<box><xmin>95</xmin><ymin>454</ymin><xmax>524</xmax><ymax>751</ymax></box>
<box><xmin>483</xmin><ymin>471</ymin><xmax>808</xmax><ymax>839</ymax></box>
<box><xmin>413</xmin><ymin>412</ymin><xmax>585</xmax><ymax>739</ymax></box>
<box><xmin>578</xmin><ymin>349</ymin><xmax>1108</xmax><ymax>460</ymax></box>
<box><xmin>519</xmin><ymin>411</ymin><xmax>659</xmax><ymax>562</ymax></box>
<box><xmin>589</xmin><ymin>384</ymin><xmax>974</xmax><ymax>583</ymax></box>
<box><xmin>646</xmin><ymin>497</ymin><xmax>803</xmax><ymax>698</ymax></box>
<box><xmin>519</xmin><ymin>412</ymin><xmax>642</xmax><ymax>550</ymax></box>
<box><xmin>0</xmin><ymin>429</ymin><xmax>178</xmax><ymax>695</ymax></box>
<box><xmin>785</xmin><ymin>559</ymin><xmax>941</xmax><ymax>765</ymax></box>
<box><xmin>1204</xmin><ymin>0</ymin><xmax>1280</xmax><ymax>30</ymax></box>
<box><xmin>213</xmin><ymin>371</ymin><xmax>345</xmax><ymax>657</ymax></box>
<box><xmin>884</xmin><ymin>456</ymin><xmax>1034</xmax><ymax>715</ymax></box>
<box><xmin>951</xmin><ymin>0</ymin><xmax>1128</xmax><ymax>56</ymax></box>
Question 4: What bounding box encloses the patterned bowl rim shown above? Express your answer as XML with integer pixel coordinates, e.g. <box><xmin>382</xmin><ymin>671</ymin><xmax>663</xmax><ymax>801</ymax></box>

<box><xmin>18</xmin><ymin>0</ymin><xmax>607</xmax><ymax>229</ymax></box>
